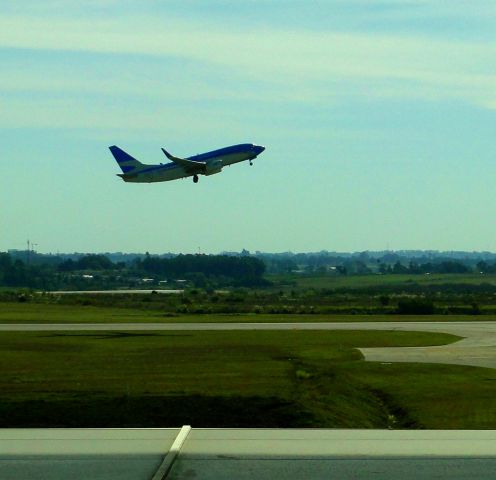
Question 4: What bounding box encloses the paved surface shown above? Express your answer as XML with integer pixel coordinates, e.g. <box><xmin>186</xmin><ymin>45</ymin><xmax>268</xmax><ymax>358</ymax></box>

<box><xmin>45</xmin><ymin>289</ymin><xmax>183</xmax><ymax>294</ymax></box>
<box><xmin>2</xmin><ymin>429</ymin><xmax>496</xmax><ymax>479</ymax></box>
<box><xmin>0</xmin><ymin>429</ymin><xmax>179</xmax><ymax>480</ymax></box>
<box><xmin>170</xmin><ymin>429</ymin><xmax>496</xmax><ymax>480</ymax></box>
<box><xmin>2</xmin><ymin>321</ymin><xmax>496</xmax><ymax>369</ymax></box>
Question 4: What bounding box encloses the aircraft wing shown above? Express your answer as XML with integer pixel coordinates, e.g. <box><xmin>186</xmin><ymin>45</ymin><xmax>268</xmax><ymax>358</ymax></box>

<box><xmin>161</xmin><ymin>148</ymin><xmax>206</xmax><ymax>173</ymax></box>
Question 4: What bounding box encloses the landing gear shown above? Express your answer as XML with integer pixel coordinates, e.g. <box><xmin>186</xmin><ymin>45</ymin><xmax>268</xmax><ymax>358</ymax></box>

<box><xmin>193</xmin><ymin>174</ymin><xmax>199</xmax><ymax>183</ymax></box>
<box><xmin>249</xmin><ymin>160</ymin><xmax>253</xmax><ymax>166</ymax></box>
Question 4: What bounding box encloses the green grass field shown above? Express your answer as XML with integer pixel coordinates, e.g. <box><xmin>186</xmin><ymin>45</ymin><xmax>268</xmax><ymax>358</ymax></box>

<box><xmin>271</xmin><ymin>273</ymin><xmax>496</xmax><ymax>289</ymax></box>
<box><xmin>2</xmin><ymin>302</ymin><xmax>496</xmax><ymax>324</ymax></box>
<box><xmin>0</xmin><ymin>329</ymin><xmax>457</xmax><ymax>399</ymax></box>
<box><xmin>2</xmin><ymin>328</ymin><xmax>495</xmax><ymax>429</ymax></box>
<box><xmin>348</xmin><ymin>362</ymin><xmax>496</xmax><ymax>429</ymax></box>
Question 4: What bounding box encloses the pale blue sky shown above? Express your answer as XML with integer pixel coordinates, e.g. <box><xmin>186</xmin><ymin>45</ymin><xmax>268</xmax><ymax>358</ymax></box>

<box><xmin>1</xmin><ymin>1</ymin><xmax>495</xmax><ymax>254</ymax></box>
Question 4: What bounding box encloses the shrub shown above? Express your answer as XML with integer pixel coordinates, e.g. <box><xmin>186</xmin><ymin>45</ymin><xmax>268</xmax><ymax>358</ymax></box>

<box><xmin>379</xmin><ymin>295</ymin><xmax>390</xmax><ymax>306</ymax></box>
<box><xmin>396</xmin><ymin>298</ymin><xmax>435</xmax><ymax>315</ymax></box>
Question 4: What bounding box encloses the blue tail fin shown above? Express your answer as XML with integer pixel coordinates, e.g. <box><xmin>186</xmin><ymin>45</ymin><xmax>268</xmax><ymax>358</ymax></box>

<box><xmin>109</xmin><ymin>145</ymin><xmax>143</xmax><ymax>173</ymax></box>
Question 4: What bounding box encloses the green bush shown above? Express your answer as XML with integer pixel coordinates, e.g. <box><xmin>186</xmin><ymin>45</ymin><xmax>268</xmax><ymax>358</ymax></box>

<box><xmin>396</xmin><ymin>298</ymin><xmax>435</xmax><ymax>315</ymax></box>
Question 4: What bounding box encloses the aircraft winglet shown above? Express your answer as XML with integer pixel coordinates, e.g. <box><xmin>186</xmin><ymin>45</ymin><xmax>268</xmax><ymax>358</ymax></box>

<box><xmin>161</xmin><ymin>148</ymin><xmax>178</xmax><ymax>161</ymax></box>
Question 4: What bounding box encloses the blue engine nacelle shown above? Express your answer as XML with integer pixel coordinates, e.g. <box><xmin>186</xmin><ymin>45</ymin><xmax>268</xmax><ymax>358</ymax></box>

<box><xmin>205</xmin><ymin>159</ymin><xmax>223</xmax><ymax>176</ymax></box>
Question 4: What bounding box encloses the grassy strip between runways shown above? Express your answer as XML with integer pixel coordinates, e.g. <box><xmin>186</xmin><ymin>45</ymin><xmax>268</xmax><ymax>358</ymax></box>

<box><xmin>1</xmin><ymin>329</ymin><xmax>493</xmax><ymax>429</ymax></box>
<box><xmin>272</xmin><ymin>273</ymin><xmax>496</xmax><ymax>289</ymax></box>
<box><xmin>2</xmin><ymin>302</ymin><xmax>496</xmax><ymax>323</ymax></box>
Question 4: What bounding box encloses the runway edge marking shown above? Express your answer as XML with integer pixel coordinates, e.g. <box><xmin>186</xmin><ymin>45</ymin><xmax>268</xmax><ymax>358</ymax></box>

<box><xmin>152</xmin><ymin>425</ymin><xmax>191</xmax><ymax>480</ymax></box>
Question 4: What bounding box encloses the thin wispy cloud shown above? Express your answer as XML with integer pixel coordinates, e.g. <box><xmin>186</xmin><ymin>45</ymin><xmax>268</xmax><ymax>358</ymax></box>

<box><xmin>1</xmin><ymin>13</ymin><xmax>495</xmax><ymax>119</ymax></box>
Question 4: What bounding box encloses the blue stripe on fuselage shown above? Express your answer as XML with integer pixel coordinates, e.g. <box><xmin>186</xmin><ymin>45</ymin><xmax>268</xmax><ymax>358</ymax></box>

<box><xmin>188</xmin><ymin>144</ymin><xmax>253</xmax><ymax>161</ymax></box>
<box><xmin>135</xmin><ymin>144</ymin><xmax>254</xmax><ymax>176</ymax></box>
<box><xmin>138</xmin><ymin>162</ymin><xmax>178</xmax><ymax>175</ymax></box>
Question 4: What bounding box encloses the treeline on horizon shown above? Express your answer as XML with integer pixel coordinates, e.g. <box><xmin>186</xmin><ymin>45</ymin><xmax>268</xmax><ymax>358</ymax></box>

<box><xmin>0</xmin><ymin>252</ymin><xmax>267</xmax><ymax>289</ymax></box>
<box><xmin>2</xmin><ymin>249</ymin><xmax>496</xmax><ymax>289</ymax></box>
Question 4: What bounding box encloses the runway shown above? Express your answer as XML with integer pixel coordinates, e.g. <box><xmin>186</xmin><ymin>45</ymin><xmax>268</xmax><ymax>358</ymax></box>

<box><xmin>2</xmin><ymin>321</ymin><xmax>496</xmax><ymax>369</ymax></box>
<box><xmin>2</xmin><ymin>428</ymin><xmax>496</xmax><ymax>480</ymax></box>
<box><xmin>45</xmin><ymin>289</ymin><xmax>183</xmax><ymax>294</ymax></box>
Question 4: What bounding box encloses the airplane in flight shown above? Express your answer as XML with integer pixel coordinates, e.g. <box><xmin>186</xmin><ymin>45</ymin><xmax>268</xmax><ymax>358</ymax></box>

<box><xmin>109</xmin><ymin>143</ymin><xmax>265</xmax><ymax>183</ymax></box>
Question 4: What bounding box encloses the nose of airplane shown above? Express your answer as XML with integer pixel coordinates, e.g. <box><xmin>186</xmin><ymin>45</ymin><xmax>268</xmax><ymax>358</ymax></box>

<box><xmin>253</xmin><ymin>145</ymin><xmax>265</xmax><ymax>155</ymax></box>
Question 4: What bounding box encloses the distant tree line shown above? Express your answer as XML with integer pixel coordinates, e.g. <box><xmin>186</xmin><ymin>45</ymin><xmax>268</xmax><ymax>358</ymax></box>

<box><xmin>136</xmin><ymin>254</ymin><xmax>266</xmax><ymax>286</ymax></box>
<box><xmin>0</xmin><ymin>252</ymin><xmax>266</xmax><ymax>289</ymax></box>
<box><xmin>380</xmin><ymin>260</ymin><xmax>470</xmax><ymax>275</ymax></box>
<box><xmin>246</xmin><ymin>250</ymin><xmax>496</xmax><ymax>274</ymax></box>
<box><xmin>4</xmin><ymin>248</ymin><xmax>496</xmax><ymax>290</ymax></box>
<box><xmin>0</xmin><ymin>253</ymin><xmax>57</xmax><ymax>289</ymax></box>
<box><xmin>58</xmin><ymin>254</ymin><xmax>120</xmax><ymax>272</ymax></box>
<box><xmin>475</xmin><ymin>261</ymin><xmax>496</xmax><ymax>274</ymax></box>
